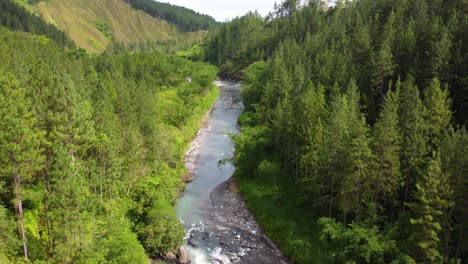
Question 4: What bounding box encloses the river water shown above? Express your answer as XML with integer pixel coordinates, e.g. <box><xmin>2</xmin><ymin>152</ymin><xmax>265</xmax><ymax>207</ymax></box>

<box><xmin>175</xmin><ymin>81</ymin><xmax>244</xmax><ymax>263</ymax></box>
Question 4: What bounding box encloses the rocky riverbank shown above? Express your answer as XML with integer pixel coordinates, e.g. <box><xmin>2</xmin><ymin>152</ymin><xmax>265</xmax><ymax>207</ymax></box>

<box><xmin>175</xmin><ymin>81</ymin><xmax>288</xmax><ymax>263</ymax></box>
<box><xmin>199</xmin><ymin>179</ymin><xmax>289</xmax><ymax>264</ymax></box>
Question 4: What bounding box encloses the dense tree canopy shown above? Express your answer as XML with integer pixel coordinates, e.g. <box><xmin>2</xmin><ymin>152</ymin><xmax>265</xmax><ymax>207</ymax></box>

<box><xmin>205</xmin><ymin>0</ymin><xmax>468</xmax><ymax>263</ymax></box>
<box><xmin>0</xmin><ymin>26</ymin><xmax>217</xmax><ymax>262</ymax></box>
<box><xmin>127</xmin><ymin>0</ymin><xmax>220</xmax><ymax>32</ymax></box>
<box><xmin>1</xmin><ymin>0</ymin><xmax>467</xmax><ymax>262</ymax></box>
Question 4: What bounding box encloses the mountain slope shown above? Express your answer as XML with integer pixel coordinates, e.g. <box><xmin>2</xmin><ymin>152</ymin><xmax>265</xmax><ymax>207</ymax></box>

<box><xmin>34</xmin><ymin>0</ymin><xmax>202</xmax><ymax>52</ymax></box>
<box><xmin>0</xmin><ymin>0</ymin><xmax>75</xmax><ymax>48</ymax></box>
<box><xmin>127</xmin><ymin>0</ymin><xmax>219</xmax><ymax>31</ymax></box>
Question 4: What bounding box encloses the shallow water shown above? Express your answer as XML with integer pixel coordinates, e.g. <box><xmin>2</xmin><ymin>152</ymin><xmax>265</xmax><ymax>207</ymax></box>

<box><xmin>175</xmin><ymin>81</ymin><xmax>244</xmax><ymax>263</ymax></box>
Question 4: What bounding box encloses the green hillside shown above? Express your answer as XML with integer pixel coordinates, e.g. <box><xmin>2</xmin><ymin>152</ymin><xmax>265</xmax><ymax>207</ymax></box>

<box><xmin>28</xmin><ymin>0</ymin><xmax>207</xmax><ymax>52</ymax></box>
<box><xmin>0</xmin><ymin>0</ymin><xmax>74</xmax><ymax>48</ymax></box>
<box><xmin>127</xmin><ymin>0</ymin><xmax>220</xmax><ymax>32</ymax></box>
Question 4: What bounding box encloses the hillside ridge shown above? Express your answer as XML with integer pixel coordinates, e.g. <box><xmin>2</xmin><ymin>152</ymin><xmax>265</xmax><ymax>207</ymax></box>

<box><xmin>35</xmin><ymin>0</ymin><xmax>175</xmax><ymax>52</ymax></box>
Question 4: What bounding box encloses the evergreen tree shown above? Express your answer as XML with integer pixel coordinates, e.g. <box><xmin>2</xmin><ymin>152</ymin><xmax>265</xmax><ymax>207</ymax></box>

<box><xmin>128</xmin><ymin>0</ymin><xmax>219</xmax><ymax>32</ymax></box>
<box><xmin>440</xmin><ymin>129</ymin><xmax>468</xmax><ymax>263</ymax></box>
<box><xmin>208</xmin><ymin>0</ymin><xmax>468</xmax><ymax>261</ymax></box>
<box><xmin>372</xmin><ymin>83</ymin><xmax>401</xmax><ymax>209</ymax></box>
<box><xmin>408</xmin><ymin>154</ymin><xmax>453</xmax><ymax>263</ymax></box>
<box><xmin>297</xmin><ymin>83</ymin><xmax>326</xmax><ymax>200</ymax></box>
<box><xmin>368</xmin><ymin>40</ymin><xmax>395</xmax><ymax>122</ymax></box>
<box><xmin>0</xmin><ymin>71</ymin><xmax>44</xmax><ymax>260</ymax></box>
<box><xmin>398</xmin><ymin>76</ymin><xmax>427</xmax><ymax>211</ymax></box>
<box><xmin>0</xmin><ymin>204</ymin><xmax>19</xmax><ymax>261</ymax></box>
<box><xmin>322</xmin><ymin>92</ymin><xmax>349</xmax><ymax>217</ymax></box>
<box><xmin>423</xmin><ymin>78</ymin><xmax>451</xmax><ymax>150</ymax></box>
<box><xmin>338</xmin><ymin>82</ymin><xmax>375</xmax><ymax>220</ymax></box>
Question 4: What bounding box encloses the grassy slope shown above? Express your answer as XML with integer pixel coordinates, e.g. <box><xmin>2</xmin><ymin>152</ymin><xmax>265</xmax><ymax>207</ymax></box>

<box><xmin>34</xmin><ymin>0</ymin><xmax>205</xmax><ymax>52</ymax></box>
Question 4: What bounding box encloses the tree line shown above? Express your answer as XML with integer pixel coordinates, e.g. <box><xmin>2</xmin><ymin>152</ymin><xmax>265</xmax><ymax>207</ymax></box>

<box><xmin>126</xmin><ymin>0</ymin><xmax>220</xmax><ymax>32</ymax></box>
<box><xmin>0</xmin><ymin>26</ymin><xmax>218</xmax><ymax>262</ymax></box>
<box><xmin>203</xmin><ymin>0</ymin><xmax>468</xmax><ymax>263</ymax></box>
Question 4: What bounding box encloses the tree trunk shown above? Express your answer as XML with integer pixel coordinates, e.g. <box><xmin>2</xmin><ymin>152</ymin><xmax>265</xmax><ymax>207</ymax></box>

<box><xmin>14</xmin><ymin>173</ymin><xmax>28</xmax><ymax>260</ymax></box>
<box><xmin>328</xmin><ymin>173</ymin><xmax>335</xmax><ymax>217</ymax></box>
<box><xmin>455</xmin><ymin>224</ymin><xmax>464</xmax><ymax>264</ymax></box>
<box><xmin>100</xmin><ymin>172</ymin><xmax>103</xmax><ymax>205</ymax></box>
<box><xmin>400</xmin><ymin>173</ymin><xmax>411</xmax><ymax>213</ymax></box>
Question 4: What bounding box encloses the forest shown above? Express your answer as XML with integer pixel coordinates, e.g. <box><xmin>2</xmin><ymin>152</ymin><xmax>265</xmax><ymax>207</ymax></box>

<box><xmin>203</xmin><ymin>0</ymin><xmax>468</xmax><ymax>263</ymax></box>
<box><xmin>1</xmin><ymin>0</ymin><xmax>467</xmax><ymax>263</ymax></box>
<box><xmin>126</xmin><ymin>0</ymin><xmax>220</xmax><ymax>32</ymax></box>
<box><xmin>0</xmin><ymin>10</ymin><xmax>218</xmax><ymax>263</ymax></box>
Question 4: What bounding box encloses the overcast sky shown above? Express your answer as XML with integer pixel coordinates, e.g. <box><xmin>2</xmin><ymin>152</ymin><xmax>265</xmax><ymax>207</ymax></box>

<box><xmin>162</xmin><ymin>0</ymin><xmax>278</xmax><ymax>22</ymax></box>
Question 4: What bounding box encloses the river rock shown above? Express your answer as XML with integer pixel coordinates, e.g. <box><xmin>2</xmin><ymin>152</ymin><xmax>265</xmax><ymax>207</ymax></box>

<box><xmin>164</xmin><ymin>251</ymin><xmax>177</xmax><ymax>262</ymax></box>
<box><xmin>177</xmin><ymin>246</ymin><xmax>191</xmax><ymax>264</ymax></box>
<box><xmin>187</xmin><ymin>238</ymin><xmax>198</xmax><ymax>248</ymax></box>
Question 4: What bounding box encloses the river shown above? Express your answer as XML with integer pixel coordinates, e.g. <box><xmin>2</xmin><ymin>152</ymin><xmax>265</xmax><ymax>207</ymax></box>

<box><xmin>175</xmin><ymin>81</ymin><xmax>287</xmax><ymax>264</ymax></box>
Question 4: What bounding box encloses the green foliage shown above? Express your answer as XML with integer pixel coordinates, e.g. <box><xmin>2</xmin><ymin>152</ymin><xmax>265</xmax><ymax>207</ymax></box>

<box><xmin>0</xmin><ymin>70</ymin><xmax>44</xmax><ymax>184</ymax></box>
<box><xmin>222</xmin><ymin>0</ymin><xmax>467</xmax><ymax>262</ymax></box>
<box><xmin>241</xmin><ymin>61</ymin><xmax>268</xmax><ymax>111</ymax></box>
<box><xmin>103</xmin><ymin>230</ymin><xmax>148</xmax><ymax>264</ymax></box>
<box><xmin>423</xmin><ymin>78</ymin><xmax>452</xmax><ymax>149</ymax></box>
<box><xmin>95</xmin><ymin>19</ymin><xmax>113</xmax><ymax>40</ymax></box>
<box><xmin>398</xmin><ymin>76</ymin><xmax>427</xmax><ymax>209</ymax></box>
<box><xmin>235</xmin><ymin>173</ymin><xmax>323</xmax><ymax>263</ymax></box>
<box><xmin>87</xmin><ymin>38</ymin><xmax>104</xmax><ymax>50</ymax></box>
<box><xmin>204</xmin><ymin>11</ymin><xmax>265</xmax><ymax>77</ymax></box>
<box><xmin>319</xmin><ymin>217</ymin><xmax>412</xmax><ymax>264</ymax></box>
<box><xmin>204</xmin><ymin>0</ymin><xmax>467</xmax><ymax>125</ymax></box>
<box><xmin>407</xmin><ymin>154</ymin><xmax>453</xmax><ymax>263</ymax></box>
<box><xmin>128</xmin><ymin>0</ymin><xmax>219</xmax><ymax>32</ymax></box>
<box><xmin>372</xmin><ymin>85</ymin><xmax>401</xmax><ymax>207</ymax></box>
<box><xmin>0</xmin><ymin>27</ymin><xmax>218</xmax><ymax>262</ymax></box>
<box><xmin>192</xmin><ymin>63</ymin><xmax>218</xmax><ymax>88</ymax></box>
<box><xmin>0</xmin><ymin>205</ymin><xmax>20</xmax><ymax>260</ymax></box>
<box><xmin>136</xmin><ymin>199</ymin><xmax>185</xmax><ymax>256</ymax></box>
<box><xmin>232</xmin><ymin>125</ymin><xmax>270</xmax><ymax>176</ymax></box>
<box><xmin>440</xmin><ymin>128</ymin><xmax>468</xmax><ymax>263</ymax></box>
<box><xmin>176</xmin><ymin>44</ymin><xmax>203</xmax><ymax>60</ymax></box>
<box><xmin>0</xmin><ymin>70</ymin><xmax>45</xmax><ymax>260</ymax></box>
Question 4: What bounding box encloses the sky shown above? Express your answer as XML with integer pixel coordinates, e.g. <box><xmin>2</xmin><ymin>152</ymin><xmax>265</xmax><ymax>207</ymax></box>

<box><xmin>162</xmin><ymin>0</ymin><xmax>278</xmax><ymax>22</ymax></box>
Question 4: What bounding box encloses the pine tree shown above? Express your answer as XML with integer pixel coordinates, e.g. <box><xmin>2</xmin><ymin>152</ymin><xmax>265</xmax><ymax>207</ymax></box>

<box><xmin>0</xmin><ymin>204</ymin><xmax>19</xmax><ymax>261</ymax></box>
<box><xmin>440</xmin><ymin>128</ymin><xmax>468</xmax><ymax>262</ymax></box>
<box><xmin>372</xmin><ymin>83</ymin><xmax>401</xmax><ymax>208</ymax></box>
<box><xmin>338</xmin><ymin>81</ymin><xmax>375</xmax><ymax>220</ymax></box>
<box><xmin>40</xmin><ymin>74</ymin><xmax>96</xmax><ymax>260</ymax></box>
<box><xmin>394</xmin><ymin>17</ymin><xmax>417</xmax><ymax>78</ymax></box>
<box><xmin>423</xmin><ymin>78</ymin><xmax>451</xmax><ymax>150</ymax></box>
<box><xmin>322</xmin><ymin>92</ymin><xmax>349</xmax><ymax>218</ymax></box>
<box><xmin>398</xmin><ymin>76</ymin><xmax>427</xmax><ymax>211</ymax></box>
<box><xmin>368</xmin><ymin>40</ymin><xmax>395</xmax><ymax>122</ymax></box>
<box><xmin>428</xmin><ymin>19</ymin><xmax>452</xmax><ymax>80</ymax></box>
<box><xmin>0</xmin><ymin>71</ymin><xmax>44</xmax><ymax>260</ymax></box>
<box><xmin>297</xmin><ymin>83</ymin><xmax>326</xmax><ymax>207</ymax></box>
<box><xmin>408</xmin><ymin>154</ymin><xmax>453</xmax><ymax>263</ymax></box>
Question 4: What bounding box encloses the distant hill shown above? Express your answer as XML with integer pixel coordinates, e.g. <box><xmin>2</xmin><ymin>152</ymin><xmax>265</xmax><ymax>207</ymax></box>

<box><xmin>126</xmin><ymin>0</ymin><xmax>220</xmax><ymax>32</ymax></box>
<box><xmin>31</xmin><ymin>0</ymin><xmax>174</xmax><ymax>52</ymax></box>
<box><xmin>2</xmin><ymin>0</ymin><xmax>215</xmax><ymax>53</ymax></box>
